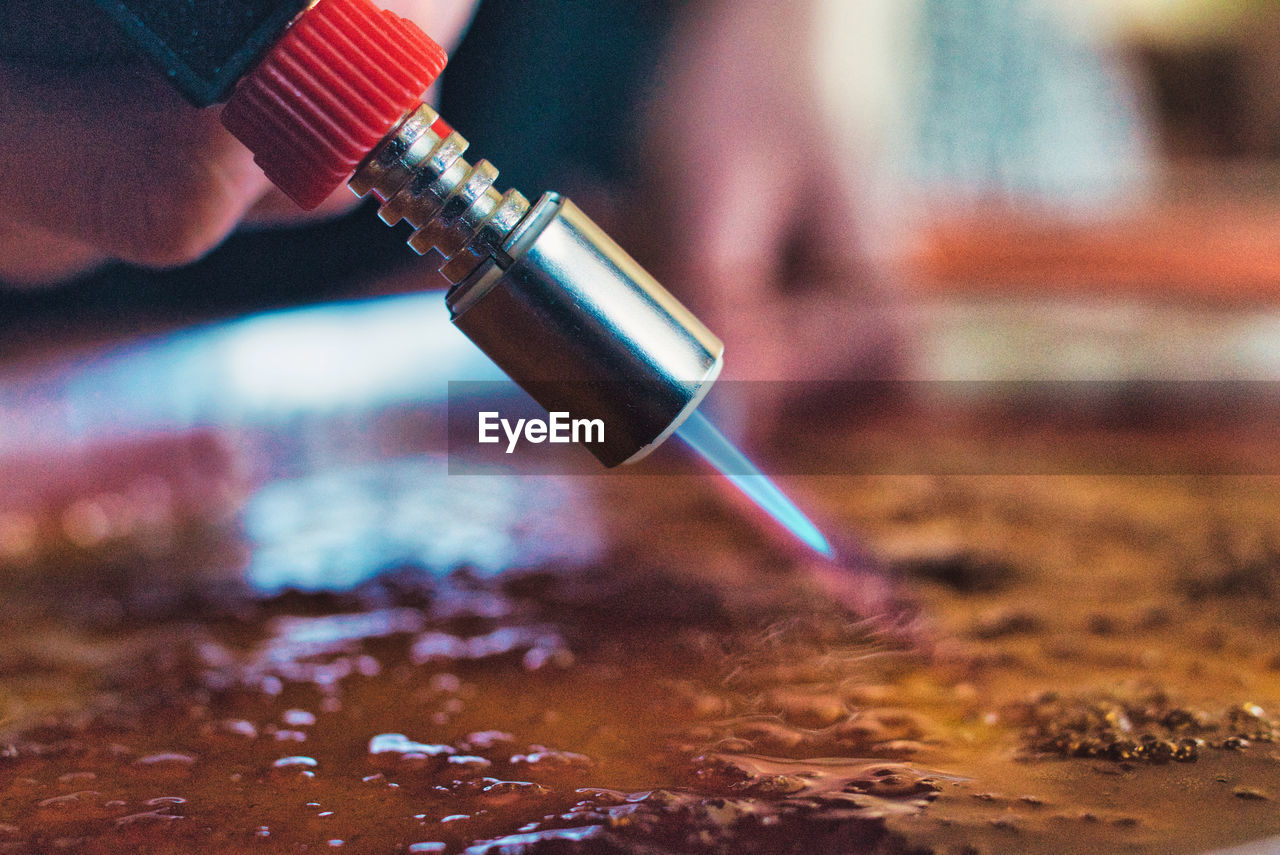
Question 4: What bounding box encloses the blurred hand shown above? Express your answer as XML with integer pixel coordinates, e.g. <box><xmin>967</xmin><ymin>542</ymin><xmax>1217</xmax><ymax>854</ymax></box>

<box><xmin>0</xmin><ymin>0</ymin><xmax>476</xmax><ymax>286</ymax></box>
<box><xmin>630</xmin><ymin>0</ymin><xmax>911</xmax><ymax>432</ymax></box>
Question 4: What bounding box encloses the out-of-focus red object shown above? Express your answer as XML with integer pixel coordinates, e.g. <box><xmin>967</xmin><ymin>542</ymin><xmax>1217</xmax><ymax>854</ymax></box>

<box><xmin>0</xmin><ymin>430</ymin><xmax>245</xmax><ymax>564</ymax></box>
<box><xmin>914</xmin><ymin>189</ymin><xmax>1280</xmax><ymax>305</ymax></box>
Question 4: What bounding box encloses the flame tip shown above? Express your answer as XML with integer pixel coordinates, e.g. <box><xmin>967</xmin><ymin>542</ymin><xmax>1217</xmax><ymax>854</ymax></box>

<box><xmin>675</xmin><ymin>411</ymin><xmax>832</xmax><ymax>556</ymax></box>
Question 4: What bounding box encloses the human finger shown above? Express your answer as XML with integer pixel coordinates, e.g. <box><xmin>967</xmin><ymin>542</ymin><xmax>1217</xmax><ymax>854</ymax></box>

<box><xmin>0</xmin><ymin>64</ymin><xmax>274</xmax><ymax>271</ymax></box>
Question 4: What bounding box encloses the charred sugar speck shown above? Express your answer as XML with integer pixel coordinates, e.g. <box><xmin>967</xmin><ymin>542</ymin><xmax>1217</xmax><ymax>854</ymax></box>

<box><xmin>1017</xmin><ymin>690</ymin><xmax>1276</xmax><ymax>766</ymax></box>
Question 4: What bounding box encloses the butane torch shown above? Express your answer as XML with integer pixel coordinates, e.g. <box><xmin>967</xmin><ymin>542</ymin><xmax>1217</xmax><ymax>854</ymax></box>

<box><xmin>90</xmin><ymin>0</ymin><xmax>831</xmax><ymax>554</ymax></box>
<box><xmin>92</xmin><ymin>0</ymin><xmax>720</xmax><ymax>468</ymax></box>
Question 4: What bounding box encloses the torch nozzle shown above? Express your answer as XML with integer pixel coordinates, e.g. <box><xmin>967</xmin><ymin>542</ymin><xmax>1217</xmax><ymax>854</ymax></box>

<box><xmin>350</xmin><ymin>105</ymin><xmax>532</xmax><ymax>286</ymax></box>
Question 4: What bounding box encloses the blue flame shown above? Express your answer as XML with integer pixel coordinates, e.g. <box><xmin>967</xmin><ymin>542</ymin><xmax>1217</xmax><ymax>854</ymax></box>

<box><xmin>675</xmin><ymin>411</ymin><xmax>833</xmax><ymax>557</ymax></box>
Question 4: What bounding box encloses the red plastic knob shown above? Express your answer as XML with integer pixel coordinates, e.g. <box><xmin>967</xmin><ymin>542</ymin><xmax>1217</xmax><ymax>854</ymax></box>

<box><xmin>221</xmin><ymin>0</ymin><xmax>448</xmax><ymax>209</ymax></box>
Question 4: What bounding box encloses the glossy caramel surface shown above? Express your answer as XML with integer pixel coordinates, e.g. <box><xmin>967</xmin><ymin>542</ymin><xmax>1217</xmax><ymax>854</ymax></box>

<box><xmin>4</xmin><ymin>414</ymin><xmax>1280</xmax><ymax>854</ymax></box>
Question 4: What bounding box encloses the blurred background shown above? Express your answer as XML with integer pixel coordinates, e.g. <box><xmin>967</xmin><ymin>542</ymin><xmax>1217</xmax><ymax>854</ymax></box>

<box><xmin>7</xmin><ymin>0</ymin><xmax>1280</xmax><ymax>370</ymax></box>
